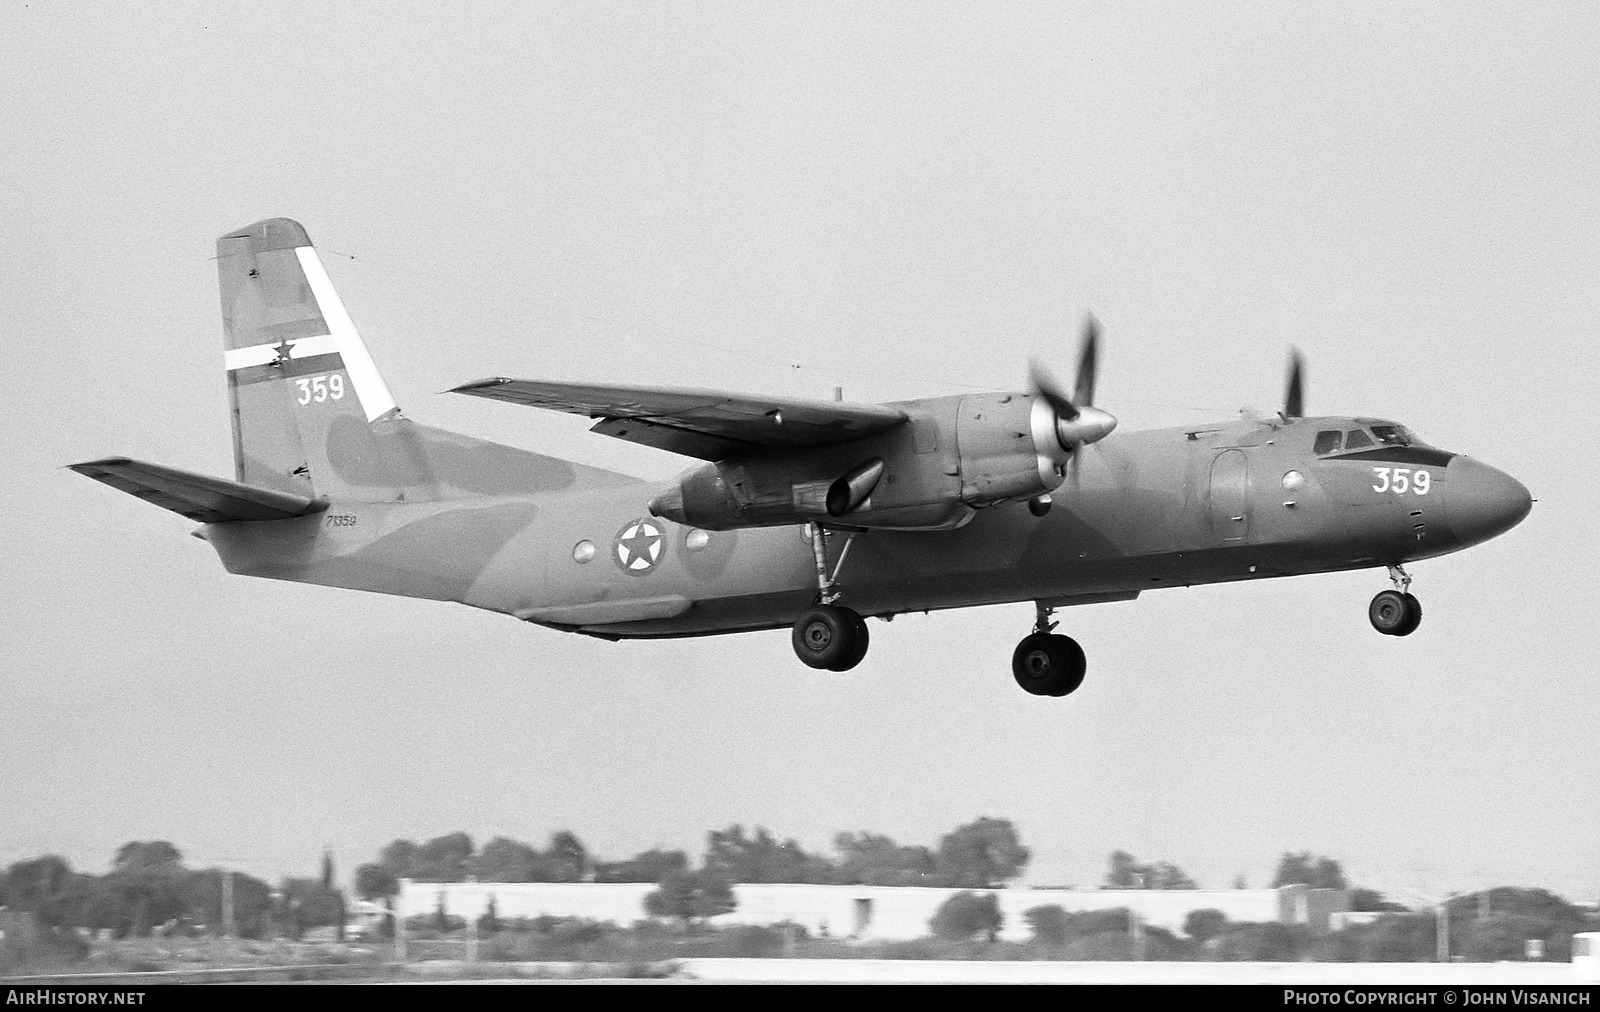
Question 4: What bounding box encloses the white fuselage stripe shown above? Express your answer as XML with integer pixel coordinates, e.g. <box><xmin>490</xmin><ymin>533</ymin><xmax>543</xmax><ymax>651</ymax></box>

<box><xmin>224</xmin><ymin>333</ymin><xmax>341</xmax><ymax>371</ymax></box>
<box><xmin>294</xmin><ymin>245</ymin><xmax>399</xmax><ymax>422</ymax></box>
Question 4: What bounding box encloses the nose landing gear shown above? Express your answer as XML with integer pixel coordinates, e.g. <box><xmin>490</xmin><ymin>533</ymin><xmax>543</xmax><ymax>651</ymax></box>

<box><xmin>1369</xmin><ymin>564</ymin><xmax>1423</xmax><ymax>637</ymax></box>
<box><xmin>791</xmin><ymin>523</ymin><xmax>870</xmax><ymax>671</ymax></box>
<box><xmin>1011</xmin><ymin>603</ymin><xmax>1087</xmax><ymax>697</ymax></box>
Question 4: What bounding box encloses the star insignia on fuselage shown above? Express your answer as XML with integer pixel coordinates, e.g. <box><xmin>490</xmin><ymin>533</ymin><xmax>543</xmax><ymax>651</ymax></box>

<box><xmin>614</xmin><ymin>519</ymin><xmax>665</xmax><ymax>575</ymax></box>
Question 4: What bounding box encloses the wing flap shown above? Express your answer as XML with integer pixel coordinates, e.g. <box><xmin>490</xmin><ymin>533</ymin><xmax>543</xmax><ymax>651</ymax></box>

<box><xmin>69</xmin><ymin>457</ymin><xmax>329</xmax><ymax>523</ymax></box>
<box><xmin>587</xmin><ymin>417</ymin><xmax>749</xmax><ymax>461</ymax></box>
<box><xmin>450</xmin><ymin>378</ymin><xmax>907</xmax><ymax>460</ymax></box>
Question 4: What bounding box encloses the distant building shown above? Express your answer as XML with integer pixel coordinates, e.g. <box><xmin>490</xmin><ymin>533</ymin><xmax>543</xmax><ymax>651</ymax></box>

<box><xmin>1327</xmin><ymin>910</ymin><xmax>1387</xmax><ymax>932</ymax></box>
<box><xmin>396</xmin><ymin>880</ymin><xmax>1348</xmax><ymax>941</ymax></box>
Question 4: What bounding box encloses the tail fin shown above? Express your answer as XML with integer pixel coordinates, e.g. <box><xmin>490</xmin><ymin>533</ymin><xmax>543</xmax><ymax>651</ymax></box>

<box><xmin>217</xmin><ymin>218</ymin><xmax>645</xmax><ymax>504</ymax></box>
<box><xmin>218</xmin><ymin>218</ymin><xmax>400</xmax><ymax>499</ymax></box>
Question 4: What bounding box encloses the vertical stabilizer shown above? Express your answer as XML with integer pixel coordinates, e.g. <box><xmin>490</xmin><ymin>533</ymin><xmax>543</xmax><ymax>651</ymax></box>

<box><xmin>216</xmin><ymin>218</ymin><xmax>643</xmax><ymax>505</ymax></box>
<box><xmin>218</xmin><ymin>218</ymin><xmax>400</xmax><ymax>498</ymax></box>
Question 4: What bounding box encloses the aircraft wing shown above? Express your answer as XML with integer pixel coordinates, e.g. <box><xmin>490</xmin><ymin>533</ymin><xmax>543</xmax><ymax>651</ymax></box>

<box><xmin>449</xmin><ymin>378</ymin><xmax>908</xmax><ymax>460</ymax></box>
<box><xmin>68</xmin><ymin>457</ymin><xmax>329</xmax><ymax>523</ymax></box>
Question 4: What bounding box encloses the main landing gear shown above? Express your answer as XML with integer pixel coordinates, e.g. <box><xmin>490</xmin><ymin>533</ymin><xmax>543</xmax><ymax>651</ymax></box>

<box><xmin>1012</xmin><ymin>603</ymin><xmax>1086</xmax><ymax>697</ymax></box>
<box><xmin>791</xmin><ymin>524</ymin><xmax>870</xmax><ymax>671</ymax></box>
<box><xmin>1369</xmin><ymin>564</ymin><xmax>1423</xmax><ymax>637</ymax></box>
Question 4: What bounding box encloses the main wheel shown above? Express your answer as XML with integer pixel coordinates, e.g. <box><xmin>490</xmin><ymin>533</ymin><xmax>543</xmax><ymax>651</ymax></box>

<box><xmin>1012</xmin><ymin>633</ymin><xmax>1087</xmax><ymax>697</ymax></box>
<box><xmin>1394</xmin><ymin>593</ymin><xmax>1423</xmax><ymax>637</ymax></box>
<box><xmin>1369</xmin><ymin>590</ymin><xmax>1422</xmax><ymax>636</ymax></box>
<box><xmin>792</xmin><ymin>605</ymin><xmax>862</xmax><ymax>670</ymax></box>
<box><xmin>828</xmin><ymin>610</ymin><xmax>870</xmax><ymax>672</ymax></box>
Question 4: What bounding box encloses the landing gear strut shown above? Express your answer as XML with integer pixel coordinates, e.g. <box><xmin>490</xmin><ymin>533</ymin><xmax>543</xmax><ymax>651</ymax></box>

<box><xmin>1369</xmin><ymin>564</ymin><xmax>1423</xmax><ymax>637</ymax></box>
<box><xmin>1011</xmin><ymin>603</ymin><xmax>1086</xmax><ymax>697</ymax></box>
<box><xmin>791</xmin><ymin>523</ymin><xmax>869</xmax><ymax>671</ymax></box>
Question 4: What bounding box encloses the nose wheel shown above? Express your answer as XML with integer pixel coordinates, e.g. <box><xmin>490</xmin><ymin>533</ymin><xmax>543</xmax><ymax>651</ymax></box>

<box><xmin>1369</xmin><ymin>565</ymin><xmax>1423</xmax><ymax>636</ymax></box>
<box><xmin>1011</xmin><ymin>603</ymin><xmax>1087</xmax><ymax>697</ymax></box>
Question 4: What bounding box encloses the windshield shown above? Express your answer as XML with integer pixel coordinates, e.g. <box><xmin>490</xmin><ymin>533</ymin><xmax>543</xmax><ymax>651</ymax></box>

<box><xmin>1370</xmin><ymin>424</ymin><xmax>1414</xmax><ymax>447</ymax></box>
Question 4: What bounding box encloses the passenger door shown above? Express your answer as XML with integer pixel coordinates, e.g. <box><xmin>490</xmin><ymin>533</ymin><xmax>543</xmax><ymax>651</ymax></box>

<box><xmin>1209</xmin><ymin>450</ymin><xmax>1251</xmax><ymax>542</ymax></box>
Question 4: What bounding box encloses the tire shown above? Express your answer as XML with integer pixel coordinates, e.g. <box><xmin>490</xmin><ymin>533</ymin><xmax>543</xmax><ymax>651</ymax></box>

<box><xmin>1393</xmin><ymin>593</ymin><xmax>1423</xmax><ymax>637</ymax></box>
<box><xmin>792</xmin><ymin>605</ymin><xmax>858</xmax><ymax>670</ymax></box>
<box><xmin>1012</xmin><ymin>633</ymin><xmax>1087</xmax><ymax>697</ymax></box>
<box><xmin>1369</xmin><ymin>590</ymin><xmax>1411</xmax><ymax>636</ymax></box>
<box><xmin>1050</xmin><ymin>639</ymin><xmax>1088</xmax><ymax>697</ymax></box>
<box><xmin>827</xmin><ymin>610</ymin><xmax>870</xmax><ymax>672</ymax></box>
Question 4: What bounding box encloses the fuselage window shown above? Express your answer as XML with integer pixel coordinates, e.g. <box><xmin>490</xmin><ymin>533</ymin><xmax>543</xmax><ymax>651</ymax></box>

<box><xmin>1370</xmin><ymin>424</ymin><xmax>1410</xmax><ymax>446</ymax></box>
<box><xmin>1344</xmin><ymin>429</ymin><xmax>1374</xmax><ymax>449</ymax></box>
<box><xmin>1313</xmin><ymin>430</ymin><xmax>1343</xmax><ymax>454</ymax></box>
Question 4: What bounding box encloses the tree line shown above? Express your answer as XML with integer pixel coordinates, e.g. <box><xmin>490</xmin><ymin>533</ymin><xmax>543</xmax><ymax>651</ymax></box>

<box><xmin>0</xmin><ymin>842</ymin><xmax>343</xmax><ymax>940</ymax></box>
<box><xmin>0</xmin><ymin>818</ymin><xmax>1031</xmax><ymax>940</ymax></box>
<box><xmin>352</xmin><ymin>817</ymin><xmax>1032</xmax><ymax>898</ymax></box>
<box><xmin>352</xmin><ymin>832</ymin><xmax>1354</xmax><ymax>898</ymax></box>
<box><xmin>926</xmin><ymin>884</ymin><xmax>1599</xmax><ymax>963</ymax></box>
<box><xmin>7</xmin><ymin>821</ymin><xmax>1592</xmax><ymax>954</ymax></box>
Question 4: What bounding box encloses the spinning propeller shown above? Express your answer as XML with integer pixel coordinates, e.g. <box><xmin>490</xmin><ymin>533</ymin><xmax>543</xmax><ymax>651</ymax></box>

<box><xmin>1030</xmin><ymin>313</ymin><xmax>1117</xmax><ymax>454</ymax></box>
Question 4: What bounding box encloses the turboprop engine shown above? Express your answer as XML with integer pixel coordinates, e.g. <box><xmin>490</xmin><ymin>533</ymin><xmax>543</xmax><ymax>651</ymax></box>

<box><xmin>650</xmin><ymin>315</ymin><xmax>1115</xmax><ymax>532</ymax></box>
<box><xmin>953</xmin><ymin>391</ymin><xmax>1116</xmax><ymax>506</ymax></box>
<box><xmin>650</xmin><ymin>391</ymin><xmax>1114</xmax><ymax>532</ymax></box>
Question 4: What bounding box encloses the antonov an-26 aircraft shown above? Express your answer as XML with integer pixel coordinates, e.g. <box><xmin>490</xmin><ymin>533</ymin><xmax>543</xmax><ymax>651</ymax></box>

<box><xmin>72</xmin><ymin>219</ymin><xmax>1533</xmax><ymax>697</ymax></box>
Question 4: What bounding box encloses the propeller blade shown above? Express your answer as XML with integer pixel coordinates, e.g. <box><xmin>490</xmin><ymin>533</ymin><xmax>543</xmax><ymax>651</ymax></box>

<box><xmin>1074</xmin><ymin>313</ymin><xmax>1100</xmax><ymax>408</ymax></box>
<box><xmin>1030</xmin><ymin>313</ymin><xmax>1117</xmax><ymax>452</ymax></box>
<box><xmin>1029</xmin><ymin>359</ymin><xmax>1079</xmax><ymax>421</ymax></box>
<box><xmin>1284</xmin><ymin>349</ymin><xmax>1305</xmax><ymax>419</ymax></box>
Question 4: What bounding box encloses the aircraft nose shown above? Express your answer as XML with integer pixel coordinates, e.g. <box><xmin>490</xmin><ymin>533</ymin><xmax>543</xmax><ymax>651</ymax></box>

<box><xmin>1447</xmin><ymin>456</ymin><xmax>1532</xmax><ymax>548</ymax></box>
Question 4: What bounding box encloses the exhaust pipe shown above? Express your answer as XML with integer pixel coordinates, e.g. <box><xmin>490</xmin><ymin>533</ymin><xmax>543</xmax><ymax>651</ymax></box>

<box><xmin>826</xmin><ymin>458</ymin><xmax>884</xmax><ymax>517</ymax></box>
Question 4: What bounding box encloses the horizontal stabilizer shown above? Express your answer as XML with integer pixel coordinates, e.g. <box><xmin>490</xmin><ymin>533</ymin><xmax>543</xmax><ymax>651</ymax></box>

<box><xmin>450</xmin><ymin>377</ymin><xmax>907</xmax><ymax>460</ymax></box>
<box><xmin>68</xmin><ymin>457</ymin><xmax>329</xmax><ymax>523</ymax></box>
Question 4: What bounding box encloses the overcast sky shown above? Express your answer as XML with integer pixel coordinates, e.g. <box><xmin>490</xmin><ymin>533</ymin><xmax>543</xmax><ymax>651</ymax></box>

<box><xmin>4</xmin><ymin>3</ymin><xmax>1597</xmax><ymax>902</ymax></box>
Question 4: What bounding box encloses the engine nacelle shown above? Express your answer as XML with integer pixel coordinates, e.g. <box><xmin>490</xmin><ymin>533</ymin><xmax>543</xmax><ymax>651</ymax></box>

<box><xmin>950</xmin><ymin>394</ymin><xmax>1068</xmax><ymax>506</ymax></box>
<box><xmin>648</xmin><ymin>454</ymin><xmax>973</xmax><ymax>532</ymax></box>
<box><xmin>648</xmin><ymin>392</ymin><xmax>1113</xmax><ymax>532</ymax></box>
<box><xmin>954</xmin><ymin>392</ymin><xmax>1114</xmax><ymax>506</ymax></box>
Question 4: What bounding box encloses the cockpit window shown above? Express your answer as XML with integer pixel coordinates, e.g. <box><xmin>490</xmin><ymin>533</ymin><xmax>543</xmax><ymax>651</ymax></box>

<box><xmin>1344</xmin><ymin>429</ymin><xmax>1373</xmax><ymax>449</ymax></box>
<box><xmin>1370</xmin><ymin>424</ymin><xmax>1411</xmax><ymax>446</ymax></box>
<box><xmin>1313</xmin><ymin>430</ymin><xmax>1342</xmax><ymax>454</ymax></box>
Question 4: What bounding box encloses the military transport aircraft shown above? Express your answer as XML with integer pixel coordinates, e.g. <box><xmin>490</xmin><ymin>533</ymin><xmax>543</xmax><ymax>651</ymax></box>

<box><xmin>71</xmin><ymin>219</ymin><xmax>1533</xmax><ymax>697</ymax></box>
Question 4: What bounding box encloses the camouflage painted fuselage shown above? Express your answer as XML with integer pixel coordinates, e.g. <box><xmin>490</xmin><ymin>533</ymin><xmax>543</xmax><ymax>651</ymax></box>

<box><xmin>77</xmin><ymin>218</ymin><xmax>1529</xmax><ymax>649</ymax></box>
<box><xmin>205</xmin><ymin>410</ymin><xmax>1527</xmax><ymax>640</ymax></box>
